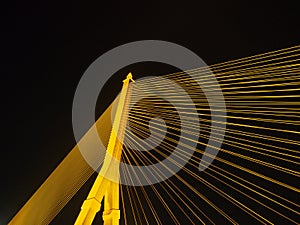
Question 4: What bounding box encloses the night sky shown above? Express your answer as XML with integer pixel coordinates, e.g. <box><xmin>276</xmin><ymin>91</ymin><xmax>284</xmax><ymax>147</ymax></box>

<box><xmin>1</xmin><ymin>1</ymin><xmax>299</xmax><ymax>224</ymax></box>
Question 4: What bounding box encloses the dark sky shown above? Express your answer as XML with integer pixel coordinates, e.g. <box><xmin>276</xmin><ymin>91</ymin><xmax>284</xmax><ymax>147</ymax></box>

<box><xmin>1</xmin><ymin>1</ymin><xmax>299</xmax><ymax>224</ymax></box>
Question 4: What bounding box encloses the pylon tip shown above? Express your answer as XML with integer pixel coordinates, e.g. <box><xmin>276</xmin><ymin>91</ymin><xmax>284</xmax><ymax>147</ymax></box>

<box><xmin>125</xmin><ymin>72</ymin><xmax>135</xmax><ymax>82</ymax></box>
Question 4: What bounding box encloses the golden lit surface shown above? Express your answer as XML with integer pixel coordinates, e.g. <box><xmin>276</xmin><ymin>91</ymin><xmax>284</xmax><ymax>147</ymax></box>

<box><xmin>75</xmin><ymin>73</ymin><xmax>134</xmax><ymax>225</ymax></box>
<box><xmin>9</xmin><ymin>46</ymin><xmax>300</xmax><ymax>225</ymax></box>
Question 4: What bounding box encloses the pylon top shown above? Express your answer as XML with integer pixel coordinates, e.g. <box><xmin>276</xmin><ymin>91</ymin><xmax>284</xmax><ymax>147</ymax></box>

<box><xmin>123</xmin><ymin>72</ymin><xmax>135</xmax><ymax>83</ymax></box>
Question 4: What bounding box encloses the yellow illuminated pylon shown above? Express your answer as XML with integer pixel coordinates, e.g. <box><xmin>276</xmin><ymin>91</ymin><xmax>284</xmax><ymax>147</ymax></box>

<box><xmin>74</xmin><ymin>73</ymin><xmax>134</xmax><ymax>225</ymax></box>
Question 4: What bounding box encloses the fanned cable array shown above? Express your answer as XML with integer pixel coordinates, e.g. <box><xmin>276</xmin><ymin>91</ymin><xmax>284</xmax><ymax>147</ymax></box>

<box><xmin>120</xmin><ymin>45</ymin><xmax>300</xmax><ymax>224</ymax></box>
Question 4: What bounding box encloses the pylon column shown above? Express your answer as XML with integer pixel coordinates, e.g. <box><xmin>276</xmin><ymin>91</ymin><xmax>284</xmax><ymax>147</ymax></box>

<box><xmin>74</xmin><ymin>73</ymin><xmax>134</xmax><ymax>225</ymax></box>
